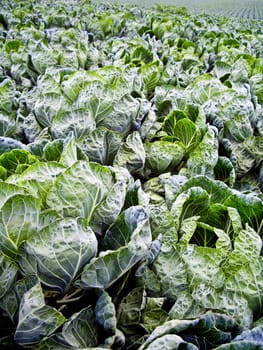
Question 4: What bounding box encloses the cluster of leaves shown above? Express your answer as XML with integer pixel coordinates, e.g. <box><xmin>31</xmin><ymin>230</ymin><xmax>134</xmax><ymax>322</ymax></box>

<box><xmin>0</xmin><ymin>0</ymin><xmax>262</xmax><ymax>349</ymax></box>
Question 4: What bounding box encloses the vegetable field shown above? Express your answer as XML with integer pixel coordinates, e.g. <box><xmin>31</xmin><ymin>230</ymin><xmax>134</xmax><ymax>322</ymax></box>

<box><xmin>95</xmin><ymin>0</ymin><xmax>263</xmax><ymax>20</ymax></box>
<box><xmin>0</xmin><ymin>0</ymin><xmax>263</xmax><ymax>349</ymax></box>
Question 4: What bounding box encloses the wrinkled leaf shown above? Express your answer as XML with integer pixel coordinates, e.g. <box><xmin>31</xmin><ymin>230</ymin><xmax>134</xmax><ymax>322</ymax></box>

<box><xmin>14</xmin><ymin>283</ymin><xmax>66</xmax><ymax>346</ymax></box>
<box><xmin>18</xmin><ymin>217</ymin><xmax>97</xmax><ymax>293</ymax></box>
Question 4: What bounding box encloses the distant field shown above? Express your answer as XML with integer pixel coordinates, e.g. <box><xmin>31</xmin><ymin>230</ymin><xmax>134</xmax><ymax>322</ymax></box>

<box><xmin>93</xmin><ymin>0</ymin><xmax>263</xmax><ymax>19</ymax></box>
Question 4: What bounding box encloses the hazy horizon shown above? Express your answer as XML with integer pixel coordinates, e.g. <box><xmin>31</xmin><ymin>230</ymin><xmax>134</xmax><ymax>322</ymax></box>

<box><xmin>93</xmin><ymin>0</ymin><xmax>262</xmax><ymax>5</ymax></box>
<box><xmin>92</xmin><ymin>0</ymin><xmax>263</xmax><ymax>19</ymax></box>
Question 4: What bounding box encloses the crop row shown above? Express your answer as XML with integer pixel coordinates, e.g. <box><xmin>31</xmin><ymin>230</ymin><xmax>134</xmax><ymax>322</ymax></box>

<box><xmin>0</xmin><ymin>1</ymin><xmax>262</xmax><ymax>349</ymax></box>
<box><xmin>204</xmin><ymin>5</ymin><xmax>263</xmax><ymax>20</ymax></box>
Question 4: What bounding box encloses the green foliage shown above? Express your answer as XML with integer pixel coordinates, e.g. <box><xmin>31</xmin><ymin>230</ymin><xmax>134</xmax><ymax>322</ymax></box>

<box><xmin>0</xmin><ymin>0</ymin><xmax>262</xmax><ymax>349</ymax></box>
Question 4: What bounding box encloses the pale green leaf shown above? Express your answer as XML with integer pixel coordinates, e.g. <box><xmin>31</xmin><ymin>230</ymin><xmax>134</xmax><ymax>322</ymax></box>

<box><xmin>77</xmin><ymin>126</ymin><xmax>122</xmax><ymax>165</ymax></box>
<box><xmin>173</xmin><ymin>118</ymin><xmax>201</xmax><ymax>154</ymax></box>
<box><xmin>7</xmin><ymin>162</ymin><xmax>66</xmax><ymax>203</ymax></box>
<box><xmin>78</xmin><ymin>206</ymin><xmax>151</xmax><ymax>289</ymax></box>
<box><xmin>14</xmin><ymin>283</ymin><xmax>66</xmax><ymax>346</ymax></box>
<box><xmin>59</xmin><ymin>133</ymin><xmax>78</xmax><ymax>168</ymax></box>
<box><xmin>46</xmin><ymin>161</ymin><xmax>115</xmax><ymax>220</ymax></box>
<box><xmin>114</xmin><ymin>131</ymin><xmax>145</xmax><ymax>174</ymax></box>
<box><xmin>0</xmin><ymin>78</ymin><xmax>16</xmax><ymax>114</ymax></box>
<box><xmin>181</xmin><ymin>125</ymin><xmax>218</xmax><ymax>177</ymax></box>
<box><xmin>0</xmin><ymin>194</ymin><xmax>41</xmax><ymax>258</ymax></box>
<box><xmin>0</xmin><ymin>181</ymin><xmax>26</xmax><ymax>209</ymax></box>
<box><xmin>145</xmin><ymin>141</ymin><xmax>184</xmax><ymax>175</ymax></box>
<box><xmin>0</xmin><ymin>252</ymin><xmax>18</xmax><ymax>298</ymax></box>
<box><xmin>18</xmin><ymin>217</ymin><xmax>97</xmax><ymax>293</ymax></box>
<box><xmin>51</xmin><ymin>108</ymin><xmax>96</xmax><ymax>139</ymax></box>
<box><xmin>61</xmin><ymin>306</ymin><xmax>98</xmax><ymax>347</ymax></box>
<box><xmin>90</xmin><ymin>167</ymin><xmax>130</xmax><ymax>234</ymax></box>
